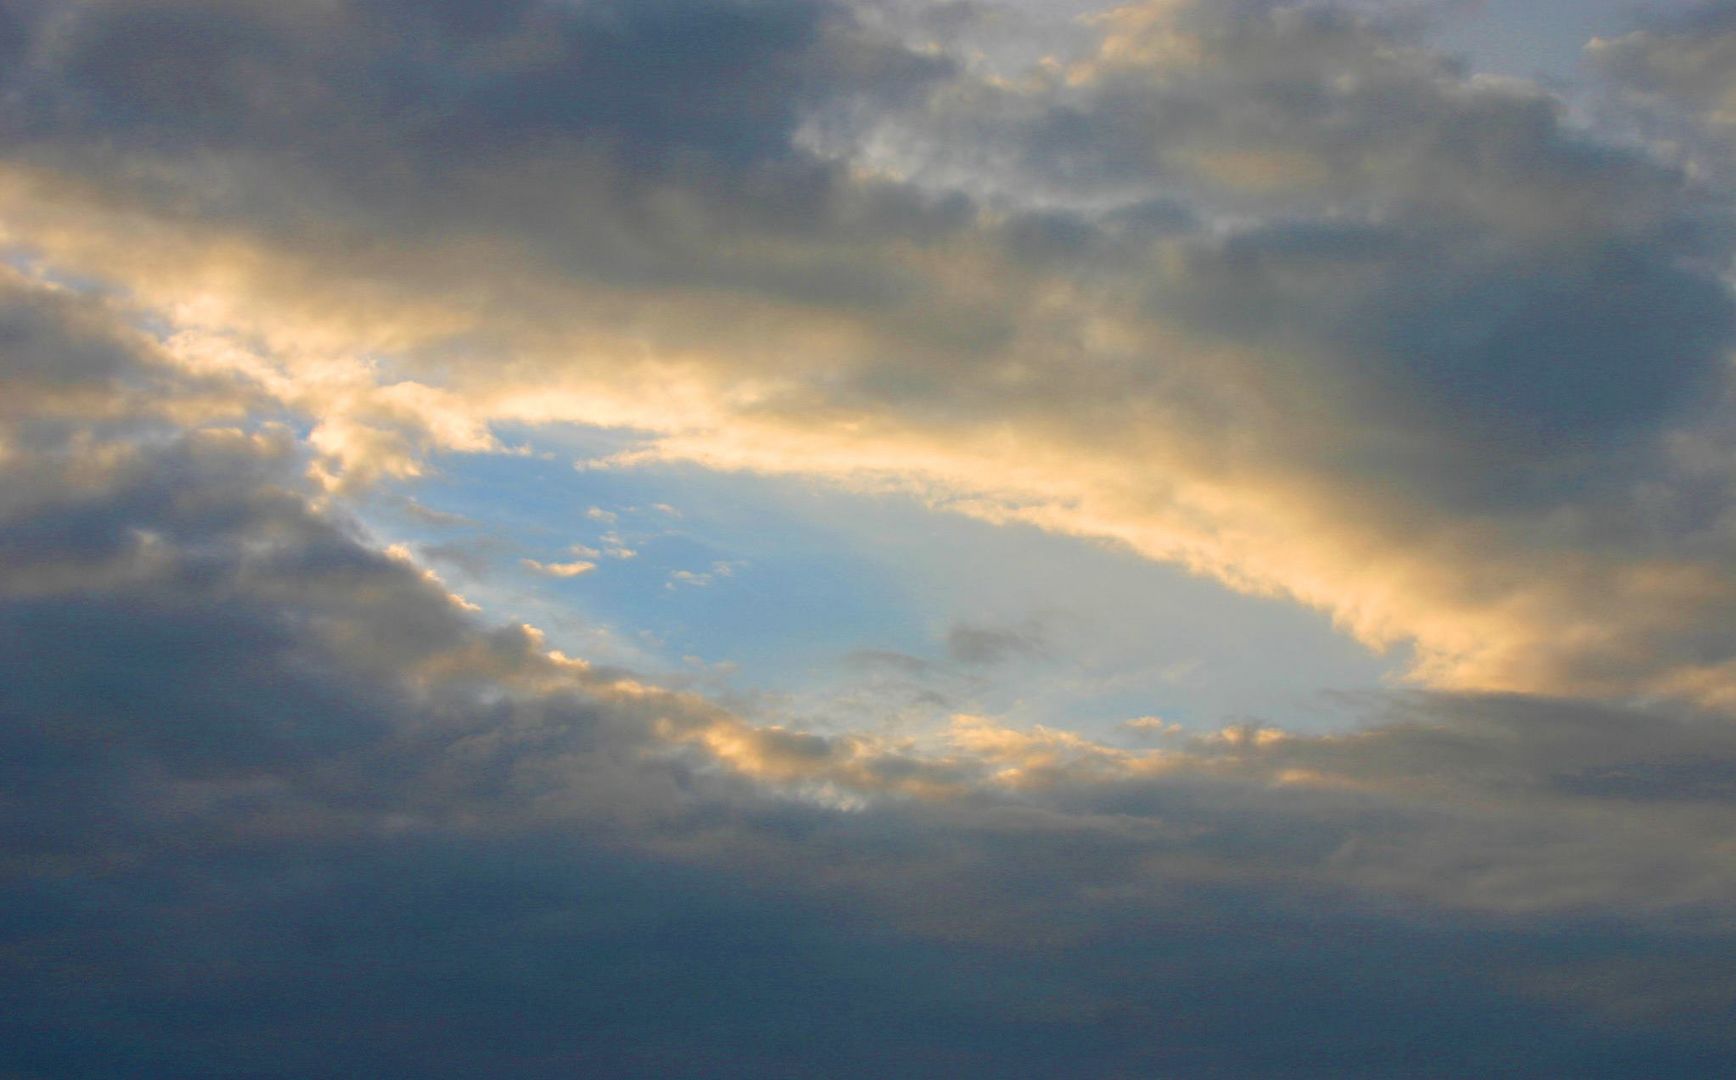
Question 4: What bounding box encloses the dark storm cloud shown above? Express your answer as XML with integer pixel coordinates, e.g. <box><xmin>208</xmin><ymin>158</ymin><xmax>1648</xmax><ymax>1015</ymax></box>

<box><xmin>0</xmin><ymin>0</ymin><xmax>963</xmax><ymax>305</ymax></box>
<box><xmin>17</xmin><ymin>0</ymin><xmax>848</xmax><ymax>161</ymax></box>
<box><xmin>11</xmin><ymin>832</ymin><xmax>1736</xmax><ymax>1078</ymax></box>
<box><xmin>0</xmin><ymin>277</ymin><xmax>684</xmax><ymax>870</ymax></box>
<box><xmin>854</xmin><ymin>0</ymin><xmax>1736</xmax><ymax>482</ymax></box>
<box><xmin>1159</xmin><ymin>219</ymin><xmax>1734</xmax><ymax>485</ymax></box>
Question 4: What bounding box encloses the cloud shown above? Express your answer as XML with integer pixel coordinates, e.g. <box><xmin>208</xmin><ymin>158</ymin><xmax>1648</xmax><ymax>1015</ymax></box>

<box><xmin>522</xmin><ymin>557</ymin><xmax>599</xmax><ymax>578</ymax></box>
<box><xmin>1</xmin><ymin>0</ymin><xmax>1732</xmax><ymax>709</ymax></box>
<box><xmin>1589</xmin><ymin>1</ymin><xmax>1736</xmax><ymax>185</ymax></box>
<box><xmin>1121</xmin><ymin>714</ymin><xmax>1185</xmax><ymax>736</ymax></box>
<box><xmin>6</xmin><ymin>386</ymin><xmax>1736</xmax><ymax>1075</ymax></box>
<box><xmin>1591</xmin><ymin>4</ymin><xmax>1736</xmax><ymax>131</ymax></box>
<box><xmin>579</xmin><ymin>534</ymin><xmax>637</xmax><ymax>559</ymax></box>
<box><xmin>945</xmin><ymin>619</ymin><xmax>1047</xmax><ymax>665</ymax></box>
<box><xmin>399</xmin><ymin>497</ymin><xmax>479</xmax><ymax>528</ymax></box>
<box><xmin>5</xmin><ymin>4</ymin><xmax>1736</xmax><ymax>1073</ymax></box>
<box><xmin>4</xmin><ymin>419</ymin><xmax>1736</xmax><ymax>1072</ymax></box>
<box><xmin>665</xmin><ymin>561</ymin><xmax>741</xmax><ymax>590</ymax></box>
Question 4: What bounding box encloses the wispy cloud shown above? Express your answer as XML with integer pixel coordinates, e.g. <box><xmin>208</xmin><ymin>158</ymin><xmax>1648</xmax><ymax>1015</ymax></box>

<box><xmin>665</xmin><ymin>561</ymin><xmax>742</xmax><ymax>590</ymax></box>
<box><xmin>522</xmin><ymin>558</ymin><xmax>598</xmax><ymax>578</ymax></box>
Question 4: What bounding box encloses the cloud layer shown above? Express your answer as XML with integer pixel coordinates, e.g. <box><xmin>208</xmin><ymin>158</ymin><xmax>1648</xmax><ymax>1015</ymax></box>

<box><xmin>6</xmin><ymin>1</ymin><xmax>1736</xmax><ymax>1075</ymax></box>
<box><xmin>4</xmin><ymin>0</ymin><xmax>1735</xmax><ymax>706</ymax></box>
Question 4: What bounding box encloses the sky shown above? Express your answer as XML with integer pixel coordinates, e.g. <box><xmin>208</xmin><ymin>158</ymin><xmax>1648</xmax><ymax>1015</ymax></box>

<box><xmin>4</xmin><ymin>0</ymin><xmax>1736</xmax><ymax>1075</ymax></box>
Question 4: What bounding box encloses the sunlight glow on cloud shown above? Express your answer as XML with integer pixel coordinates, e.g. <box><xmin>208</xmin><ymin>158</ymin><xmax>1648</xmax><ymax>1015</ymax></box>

<box><xmin>4</xmin><ymin>0</ymin><xmax>1732</xmax><ymax>708</ymax></box>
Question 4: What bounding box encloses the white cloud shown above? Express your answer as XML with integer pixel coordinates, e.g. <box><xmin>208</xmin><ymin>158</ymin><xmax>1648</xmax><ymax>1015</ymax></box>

<box><xmin>521</xmin><ymin>558</ymin><xmax>598</xmax><ymax>578</ymax></box>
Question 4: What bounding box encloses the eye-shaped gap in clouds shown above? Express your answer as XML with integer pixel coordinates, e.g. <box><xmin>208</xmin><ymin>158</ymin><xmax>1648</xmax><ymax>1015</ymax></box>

<box><xmin>6</xmin><ymin>183</ymin><xmax>1736</xmax><ymax>1073</ymax></box>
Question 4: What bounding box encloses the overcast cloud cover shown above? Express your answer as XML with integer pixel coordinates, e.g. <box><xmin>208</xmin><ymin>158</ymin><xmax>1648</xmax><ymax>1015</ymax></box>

<box><xmin>6</xmin><ymin>0</ymin><xmax>1736</xmax><ymax>1075</ymax></box>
